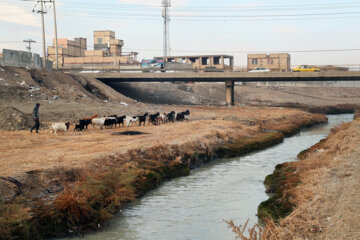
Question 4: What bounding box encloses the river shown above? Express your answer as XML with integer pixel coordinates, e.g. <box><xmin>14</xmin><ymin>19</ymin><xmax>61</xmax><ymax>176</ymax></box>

<box><xmin>64</xmin><ymin>114</ymin><xmax>354</xmax><ymax>240</ymax></box>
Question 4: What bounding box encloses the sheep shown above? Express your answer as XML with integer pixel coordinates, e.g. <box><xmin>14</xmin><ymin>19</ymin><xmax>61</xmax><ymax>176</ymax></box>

<box><xmin>51</xmin><ymin>122</ymin><xmax>71</xmax><ymax>135</ymax></box>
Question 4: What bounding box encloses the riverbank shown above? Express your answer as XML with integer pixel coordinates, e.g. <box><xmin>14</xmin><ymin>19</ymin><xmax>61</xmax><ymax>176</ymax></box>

<box><xmin>0</xmin><ymin>106</ymin><xmax>326</xmax><ymax>239</ymax></box>
<box><xmin>255</xmin><ymin>114</ymin><xmax>360</xmax><ymax>239</ymax></box>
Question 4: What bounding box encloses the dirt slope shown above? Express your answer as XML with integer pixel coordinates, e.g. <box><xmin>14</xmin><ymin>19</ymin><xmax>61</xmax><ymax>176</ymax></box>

<box><xmin>0</xmin><ymin>66</ymin><xmax>134</xmax><ymax>105</ymax></box>
<box><xmin>262</xmin><ymin>117</ymin><xmax>360</xmax><ymax>239</ymax></box>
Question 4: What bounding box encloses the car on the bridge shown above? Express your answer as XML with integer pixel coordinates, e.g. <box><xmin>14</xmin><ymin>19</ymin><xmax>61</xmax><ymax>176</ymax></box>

<box><xmin>292</xmin><ymin>65</ymin><xmax>320</xmax><ymax>72</ymax></box>
<box><xmin>248</xmin><ymin>67</ymin><xmax>270</xmax><ymax>73</ymax></box>
<box><xmin>204</xmin><ymin>66</ymin><xmax>224</xmax><ymax>72</ymax></box>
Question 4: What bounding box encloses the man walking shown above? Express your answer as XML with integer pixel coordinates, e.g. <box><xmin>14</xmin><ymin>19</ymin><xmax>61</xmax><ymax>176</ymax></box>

<box><xmin>30</xmin><ymin>103</ymin><xmax>40</xmax><ymax>133</ymax></box>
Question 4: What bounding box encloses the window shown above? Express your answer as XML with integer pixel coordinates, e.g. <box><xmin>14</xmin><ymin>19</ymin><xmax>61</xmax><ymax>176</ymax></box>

<box><xmin>214</xmin><ymin>57</ymin><xmax>221</xmax><ymax>65</ymax></box>
<box><xmin>97</xmin><ymin>38</ymin><xmax>103</xmax><ymax>44</ymax></box>
<box><xmin>267</xmin><ymin>59</ymin><xmax>273</xmax><ymax>64</ymax></box>
<box><xmin>252</xmin><ymin>59</ymin><xmax>258</xmax><ymax>64</ymax></box>
<box><xmin>202</xmin><ymin>57</ymin><xmax>209</xmax><ymax>65</ymax></box>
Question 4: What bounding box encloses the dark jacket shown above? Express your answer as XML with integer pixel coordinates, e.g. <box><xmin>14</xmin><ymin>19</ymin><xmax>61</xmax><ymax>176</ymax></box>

<box><xmin>33</xmin><ymin>106</ymin><xmax>39</xmax><ymax>119</ymax></box>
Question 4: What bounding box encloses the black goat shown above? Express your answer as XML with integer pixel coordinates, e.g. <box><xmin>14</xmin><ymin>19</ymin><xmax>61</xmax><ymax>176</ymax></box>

<box><xmin>149</xmin><ymin>112</ymin><xmax>160</xmax><ymax>125</ymax></box>
<box><xmin>176</xmin><ymin>110</ymin><xmax>190</xmax><ymax>121</ymax></box>
<box><xmin>116</xmin><ymin>115</ymin><xmax>126</xmax><ymax>128</ymax></box>
<box><xmin>79</xmin><ymin>119</ymin><xmax>92</xmax><ymax>130</ymax></box>
<box><xmin>166</xmin><ymin>111</ymin><xmax>176</xmax><ymax>123</ymax></box>
<box><xmin>74</xmin><ymin>123</ymin><xmax>85</xmax><ymax>132</ymax></box>
<box><xmin>137</xmin><ymin>113</ymin><xmax>148</xmax><ymax>126</ymax></box>
<box><xmin>104</xmin><ymin>118</ymin><xmax>117</xmax><ymax>128</ymax></box>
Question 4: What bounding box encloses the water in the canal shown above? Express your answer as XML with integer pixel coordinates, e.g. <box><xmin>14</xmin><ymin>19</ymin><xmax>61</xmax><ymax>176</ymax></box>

<box><xmin>64</xmin><ymin>114</ymin><xmax>354</xmax><ymax>240</ymax></box>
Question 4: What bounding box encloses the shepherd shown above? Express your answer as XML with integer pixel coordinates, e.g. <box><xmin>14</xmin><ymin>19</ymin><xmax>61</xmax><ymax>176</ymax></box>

<box><xmin>30</xmin><ymin>103</ymin><xmax>40</xmax><ymax>133</ymax></box>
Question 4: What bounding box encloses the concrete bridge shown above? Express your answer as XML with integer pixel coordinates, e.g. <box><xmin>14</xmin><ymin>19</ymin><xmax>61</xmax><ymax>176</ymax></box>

<box><xmin>93</xmin><ymin>71</ymin><xmax>360</xmax><ymax>106</ymax></box>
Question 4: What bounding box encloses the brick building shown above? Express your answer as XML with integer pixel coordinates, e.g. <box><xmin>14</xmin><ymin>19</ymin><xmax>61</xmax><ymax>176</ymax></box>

<box><xmin>247</xmin><ymin>53</ymin><xmax>291</xmax><ymax>72</ymax></box>
<box><xmin>47</xmin><ymin>30</ymin><xmax>138</xmax><ymax>68</ymax></box>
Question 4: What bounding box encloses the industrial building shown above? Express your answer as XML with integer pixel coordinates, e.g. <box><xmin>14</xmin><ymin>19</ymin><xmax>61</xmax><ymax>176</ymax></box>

<box><xmin>154</xmin><ymin>55</ymin><xmax>234</xmax><ymax>72</ymax></box>
<box><xmin>247</xmin><ymin>53</ymin><xmax>291</xmax><ymax>72</ymax></box>
<box><xmin>47</xmin><ymin>30</ymin><xmax>138</xmax><ymax>69</ymax></box>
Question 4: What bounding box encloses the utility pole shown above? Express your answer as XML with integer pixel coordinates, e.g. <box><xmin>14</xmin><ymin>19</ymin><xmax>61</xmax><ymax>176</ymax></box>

<box><xmin>23</xmin><ymin>39</ymin><xmax>36</xmax><ymax>52</ymax></box>
<box><xmin>33</xmin><ymin>0</ymin><xmax>48</xmax><ymax>70</ymax></box>
<box><xmin>162</xmin><ymin>0</ymin><xmax>171</xmax><ymax>62</ymax></box>
<box><xmin>51</xmin><ymin>0</ymin><xmax>59</xmax><ymax>70</ymax></box>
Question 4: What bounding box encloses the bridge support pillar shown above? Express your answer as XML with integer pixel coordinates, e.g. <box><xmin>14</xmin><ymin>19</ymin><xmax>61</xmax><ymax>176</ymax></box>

<box><xmin>225</xmin><ymin>80</ymin><xmax>235</xmax><ymax>106</ymax></box>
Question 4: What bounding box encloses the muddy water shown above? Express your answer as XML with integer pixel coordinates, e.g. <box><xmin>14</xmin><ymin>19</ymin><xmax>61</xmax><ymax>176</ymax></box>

<box><xmin>66</xmin><ymin>114</ymin><xmax>354</xmax><ymax>240</ymax></box>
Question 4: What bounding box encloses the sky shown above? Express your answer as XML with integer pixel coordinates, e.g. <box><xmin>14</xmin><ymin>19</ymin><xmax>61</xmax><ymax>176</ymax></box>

<box><xmin>0</xmin><ymin>0</ymin><xmax>359</xmax><ymax>67</ymax></box>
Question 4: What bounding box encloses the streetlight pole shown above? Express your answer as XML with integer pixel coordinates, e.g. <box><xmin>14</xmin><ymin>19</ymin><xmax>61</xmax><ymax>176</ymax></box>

<box><xmin>52</xmin><ymin>0</ymin><xmax>59</xmax><ymax>70</ymax></box>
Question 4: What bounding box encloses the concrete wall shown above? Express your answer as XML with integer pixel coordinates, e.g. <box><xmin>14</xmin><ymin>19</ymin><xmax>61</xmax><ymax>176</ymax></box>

<box><xmin>3</xmin><ymin>49</ymin><xmax>21</xmax><ymax>67</ymax></box>
<box><xmin>19</xmin><ymin>51</ymin><xmax>33</xmax><ymax>68</ymax></box>
<box><xmin>33</xmin><ymin>53</ymin><xmax>43</xmax><ymax>69</ymax></box>
<box><xmin>46</xmin><ymin>60</ymin><xmax>53</xmax><ymax>72</ymax></box>
<box><xmin>1</xmin><ymin>49</ymin><xmax>52</xmax><ymax>71</ymax></box>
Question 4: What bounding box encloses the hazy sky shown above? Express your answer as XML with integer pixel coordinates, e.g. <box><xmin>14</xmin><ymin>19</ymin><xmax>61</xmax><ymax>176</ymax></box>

<box><xmin>1</xmin><ymin>0</ymin><xmax>359</xmax><ymax>66</ymax></box>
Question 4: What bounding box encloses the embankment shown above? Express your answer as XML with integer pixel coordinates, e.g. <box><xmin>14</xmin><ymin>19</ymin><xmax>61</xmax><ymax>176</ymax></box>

<box><xmin>0</xmin><ymin>106</ymin><xmax>327</xmax><ymax>240</ymax></box>
<box><xmin>258</xmin><ymin>114</ymin><xmax>360</xmax><ymax>239</ymax></box>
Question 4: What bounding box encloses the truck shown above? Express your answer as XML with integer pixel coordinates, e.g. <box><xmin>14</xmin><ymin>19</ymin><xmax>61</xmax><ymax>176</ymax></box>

<box><xmin>141</xmin><ymin>59</ymin><xmax>165</xmax><ymax>72</ymax></box>
<box><xmin>141</xmin><ymin>59</ymin><xmax>193</xmax><ymax>72</ymax></box>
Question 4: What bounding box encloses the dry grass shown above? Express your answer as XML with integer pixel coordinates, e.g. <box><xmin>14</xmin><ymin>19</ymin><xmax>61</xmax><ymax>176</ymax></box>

<box><xmin>0</xmin><ymin>106</ymin><xmax>321</xmax><ymax>177</ymax></box>
<box><xmin>225</xmin><ymin>219</ymin><xmax>276</xmax><ymax>240</ymax></box>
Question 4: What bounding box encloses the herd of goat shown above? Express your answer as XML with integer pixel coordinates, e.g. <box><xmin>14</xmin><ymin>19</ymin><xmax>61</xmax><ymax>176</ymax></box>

<box><xmin>51</xmin><ymin>110</ymin><xmax>190</xmax><ymax>134</ymax></box>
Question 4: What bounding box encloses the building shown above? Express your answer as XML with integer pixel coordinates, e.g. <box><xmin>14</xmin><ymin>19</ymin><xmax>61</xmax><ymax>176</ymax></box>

<box><xmin>247</xmin><ymin>53</ymin><xmax>291</xmax><ymax>72</ymax></box>
<box><xmin>47</xmin><ymin>37</ymin><xmax>87</xmax><ymax>66</ymax></box>
<box><xmin>47</xmin><ymin>30</ymin><xmax>138</xmax><ymax>69</ymax></box>
<box><xmin>154</xmin><ymin>55</ymin><xmax>234</xmax><ymax>72</ymax></box>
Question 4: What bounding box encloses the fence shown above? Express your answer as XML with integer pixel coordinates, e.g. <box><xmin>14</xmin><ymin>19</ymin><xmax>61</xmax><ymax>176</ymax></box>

<box><xmin>0</xmin><ymin>49</ymin><xmax>52</xmax><ymax>71</ymax></box>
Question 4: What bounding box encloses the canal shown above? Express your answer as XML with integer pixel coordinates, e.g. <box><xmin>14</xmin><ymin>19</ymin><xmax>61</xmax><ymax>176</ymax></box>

<box><xmin>65</xmin><ymin>114</ymin><xmax>354</xmax><ymax>240</ymax></box>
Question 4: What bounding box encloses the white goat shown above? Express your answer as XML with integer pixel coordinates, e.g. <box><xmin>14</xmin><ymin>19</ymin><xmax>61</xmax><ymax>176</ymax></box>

<box><xmin>91</xmin><ymin>117</ymin><xmax>106</xmax><ymax>129</ymax></box>
<box><xmin>125</xmin><ymin>116</ymin><xmax>139</xmax><ymax>127</ymax></box>
<box><xmin>51</xmin><ymin>122</ymin><xmax>71</xmax><ymax>135</ymax></box>
<box><xmin>159</xmin><ymin>113</ymin><xmax>167</xmax><ymax>124</ymax></box>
